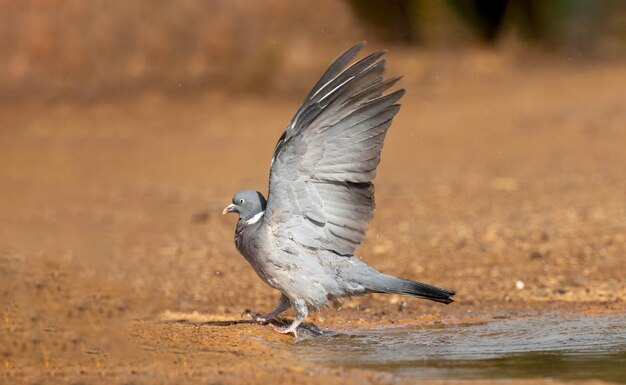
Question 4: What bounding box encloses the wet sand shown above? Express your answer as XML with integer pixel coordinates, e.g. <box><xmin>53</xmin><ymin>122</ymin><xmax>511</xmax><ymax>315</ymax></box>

<box><xmin>1</xmin><ymin>50</ymin><xmax>625</xmax><ymax>384</ymax></box>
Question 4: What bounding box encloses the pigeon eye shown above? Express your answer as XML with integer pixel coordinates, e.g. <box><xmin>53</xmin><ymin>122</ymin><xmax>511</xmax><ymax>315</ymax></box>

<box><xmin>239</xmin><ymin>198</ymin><xmax>245</xmax><ymax>204</ymax></box>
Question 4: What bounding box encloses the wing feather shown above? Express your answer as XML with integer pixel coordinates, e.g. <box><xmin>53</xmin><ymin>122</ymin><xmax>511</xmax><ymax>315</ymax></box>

<box><xmin>265</xmin><ymin>43</ymin><xmax>403</xmax><ymax>255</ymax></box>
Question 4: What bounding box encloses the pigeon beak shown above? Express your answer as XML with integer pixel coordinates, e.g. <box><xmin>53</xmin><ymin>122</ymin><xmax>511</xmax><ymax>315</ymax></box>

<box><xmin>222</xmin><ymin>204</ymin><xmax>237</xmax><ymax>215</ymax></box>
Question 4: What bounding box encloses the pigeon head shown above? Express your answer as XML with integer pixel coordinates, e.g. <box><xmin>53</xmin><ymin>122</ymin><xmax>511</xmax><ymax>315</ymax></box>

<box><xmin>222</xmin><ymin>190</ymin><xmax>267</xmax><ymax>223</ymax></box>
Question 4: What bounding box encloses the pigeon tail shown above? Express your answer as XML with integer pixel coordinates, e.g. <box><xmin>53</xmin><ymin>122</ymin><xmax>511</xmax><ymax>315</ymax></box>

<box><xmin>364</xmin><ymin>274</ymin><xmax>455</xmax><ymax>304</ymax></box>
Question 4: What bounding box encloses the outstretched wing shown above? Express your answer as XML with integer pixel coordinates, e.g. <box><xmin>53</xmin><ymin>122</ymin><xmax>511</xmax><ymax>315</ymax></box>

<box><xmin>264</xmin><ymin>42</ymin><xmax>404</xmax><ymax>256</ymax></box>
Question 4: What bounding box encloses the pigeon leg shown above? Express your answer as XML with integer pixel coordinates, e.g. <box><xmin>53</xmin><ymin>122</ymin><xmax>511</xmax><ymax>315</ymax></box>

<box><xmin>270</xmin><ymin>299</ymin><xmax>308</xmax><ymax>338</ymax></box>
<box><xmin>254</xmin><ymin>294</ymin><xmax>290</xmax><ymax>323</ymax></box>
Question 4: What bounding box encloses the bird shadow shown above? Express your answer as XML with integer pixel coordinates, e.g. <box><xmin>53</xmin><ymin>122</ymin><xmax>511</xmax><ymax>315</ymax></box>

<box><xmin>161</xmin><ymin>315</ymin><xmax>332</xmax><ymax>340</ymax></box>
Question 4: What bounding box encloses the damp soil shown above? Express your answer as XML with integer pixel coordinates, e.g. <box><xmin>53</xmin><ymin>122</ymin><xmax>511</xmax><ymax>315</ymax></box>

<box><xmin>1</xmin><ymin>51</ymin><xmax>626</xmax><ymax>384</ymax></box>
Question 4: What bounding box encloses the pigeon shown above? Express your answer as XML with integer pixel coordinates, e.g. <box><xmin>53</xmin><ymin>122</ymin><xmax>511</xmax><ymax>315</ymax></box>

<box><xmin>223</xmin><ymin>42</ymin><xmax>455</xmax><ymax>337</ymax></box>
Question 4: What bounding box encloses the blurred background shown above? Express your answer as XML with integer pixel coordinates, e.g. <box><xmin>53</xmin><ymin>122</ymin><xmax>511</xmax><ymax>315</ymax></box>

<box><xmin>1</xmin><ymin>0</ymin><xmax>626</xmax><ymax>101</ymax></box>
<box><xmin>1</xmin><ymin>1</ymin><xmax>626</xmax><ymax>382</ymax></box>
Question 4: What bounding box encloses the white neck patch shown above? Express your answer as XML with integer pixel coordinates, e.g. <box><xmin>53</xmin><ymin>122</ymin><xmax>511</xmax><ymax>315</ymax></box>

<box><xmin>244</xmin><ymin>211</ymin><xmax>264</xmax><ymax>225</ymax></box>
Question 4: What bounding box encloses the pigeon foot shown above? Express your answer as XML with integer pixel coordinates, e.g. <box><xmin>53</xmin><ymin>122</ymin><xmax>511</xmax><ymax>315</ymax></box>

<box><xmin>254</xmin><ymin>313</ymin><xmax>282</xmax><ymax>323</ymax></box>
<box><xmin>269</xmin><ymin>322</ymin><xmax>299</xmax><ymax>338</ymax></box>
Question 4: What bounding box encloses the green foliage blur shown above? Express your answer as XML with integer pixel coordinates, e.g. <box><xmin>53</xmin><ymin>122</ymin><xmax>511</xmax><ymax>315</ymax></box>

<box><xmin>347</xmin><ymin>0</ymin><xmax>626</xmax><ymax>50</ymax></box>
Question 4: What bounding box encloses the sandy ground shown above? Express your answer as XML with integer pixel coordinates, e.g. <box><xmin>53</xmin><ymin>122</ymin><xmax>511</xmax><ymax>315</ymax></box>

<box><xmin>1</xmin><ymin>50</ymin><xmax>625</xmax><ymax>384</ymax></box>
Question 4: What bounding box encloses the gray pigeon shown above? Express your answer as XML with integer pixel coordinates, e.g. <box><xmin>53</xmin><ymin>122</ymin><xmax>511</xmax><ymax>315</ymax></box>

<box><xmin>223</xmin><ymin>42</ymin><xmax>455</xmax><ymax>337</ymax></box>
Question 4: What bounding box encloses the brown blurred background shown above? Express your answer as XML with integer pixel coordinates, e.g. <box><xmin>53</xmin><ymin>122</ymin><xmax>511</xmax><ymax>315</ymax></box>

<box><xmin>1</xmin><ymin>0</ymin><xmax>626</xmax><ymax>102</ymax></box>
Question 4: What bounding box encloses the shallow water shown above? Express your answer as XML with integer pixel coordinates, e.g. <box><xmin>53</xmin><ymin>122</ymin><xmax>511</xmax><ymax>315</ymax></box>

<box><xmin>291</xmin><ymin>314</ymin><xmax>626</xmax><ymax>383</ymax></box>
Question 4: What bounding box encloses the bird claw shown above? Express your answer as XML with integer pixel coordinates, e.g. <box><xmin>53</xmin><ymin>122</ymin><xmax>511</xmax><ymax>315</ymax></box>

<box><xmin>241</xmin><ymin>309</ymin><xmax>279</xmax><ymax>323</ymax></box>
<box><xmin>269</xmin><ymin>323</ymin><xmax>298</xmax><ymax>338</ymax></box>
<box><xmin>253</xmin><ymin>313</ymin><xmax>276</xmax><ymax>323</ymax></box>
<box><xmin>240</xmin><ymin>309</ymin><xmax>256</xmax><ymax>320</ymax></box>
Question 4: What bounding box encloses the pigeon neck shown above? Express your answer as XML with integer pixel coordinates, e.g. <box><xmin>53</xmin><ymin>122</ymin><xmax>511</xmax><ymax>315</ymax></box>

<box><xmin>242</xmin><ymin>210</ymin><xmax>264</xmax><ymax>225</ymax></box>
